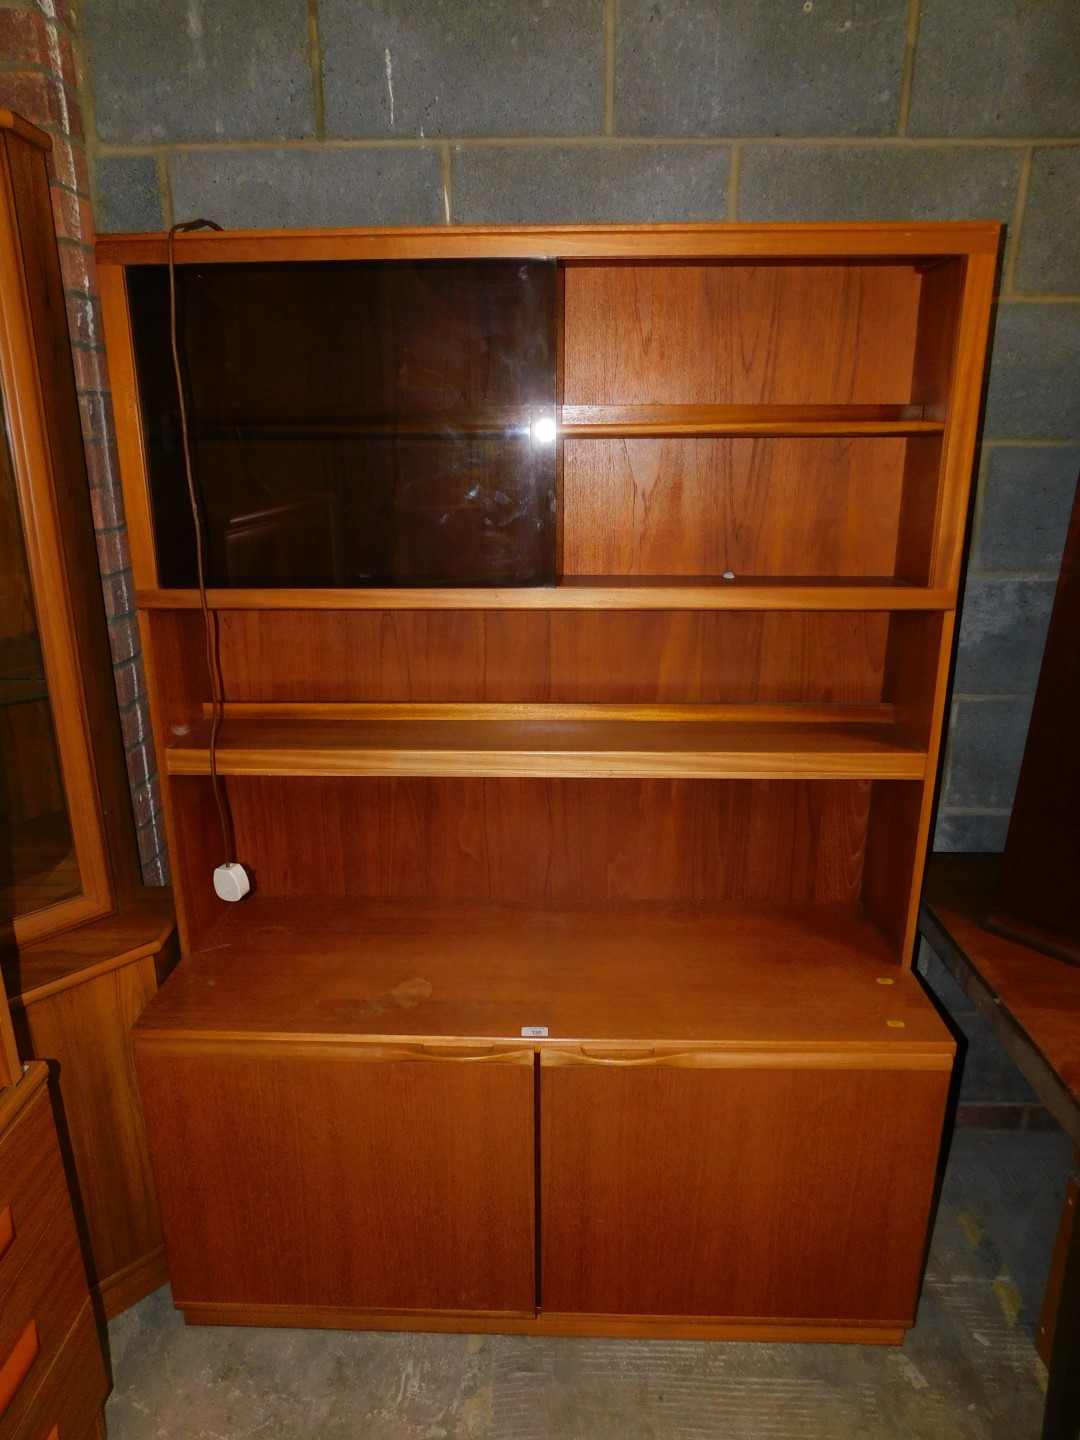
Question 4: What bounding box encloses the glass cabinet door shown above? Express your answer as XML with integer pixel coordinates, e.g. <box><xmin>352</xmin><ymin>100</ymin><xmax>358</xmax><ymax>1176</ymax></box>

<box><xmin>0</xmin><ymin>402</ymin><xmax>81</xmax><ymax>924</ymax></box>
<box><xmin>0</xmin><ymin>120</ymin><xmax>116</xmax><ymax>948</ymax></box>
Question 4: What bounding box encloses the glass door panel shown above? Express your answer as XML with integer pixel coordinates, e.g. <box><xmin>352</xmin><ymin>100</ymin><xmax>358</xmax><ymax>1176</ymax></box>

<box><xmin>0</xmin><ymin>403</ymin><xmax>80</xmax><ymax>922</ymax></box>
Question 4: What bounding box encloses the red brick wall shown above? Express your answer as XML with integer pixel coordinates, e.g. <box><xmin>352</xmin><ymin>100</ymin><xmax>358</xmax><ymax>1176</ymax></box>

<box><xmin>0</xmin><ymin>0</ymin><xmax>167</xmax><ymax>882</ymax></box>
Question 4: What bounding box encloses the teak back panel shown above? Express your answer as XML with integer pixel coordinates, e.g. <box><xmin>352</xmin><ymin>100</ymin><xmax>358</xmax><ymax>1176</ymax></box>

<box><xmin>561</xmin><ymin>263</ymin><xmax>923</xmax><ymax>405</ymax></box>
<box><xmin>219</xmin><ymin>775</ymin><xmax>872</xmax><ymax>904</ymax></box>
<box><xmin>191</xmin><ymin>610</ymin><xmax>892</xmax><ymax>706</ymax></box>
<box><xmin>562</xmin><ymin>437</ymin><xmax>907</xmax><ymax>577</ymax></box>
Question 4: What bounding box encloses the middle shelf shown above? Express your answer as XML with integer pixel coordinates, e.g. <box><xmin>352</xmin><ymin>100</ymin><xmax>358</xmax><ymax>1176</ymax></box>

<box><xmin>166</xmin><ymin>704</ymin><xmax>927</xmax><ymax>781</ymax></box>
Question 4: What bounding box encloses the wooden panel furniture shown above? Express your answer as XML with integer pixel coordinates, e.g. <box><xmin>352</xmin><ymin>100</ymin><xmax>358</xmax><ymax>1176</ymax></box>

<box><xmin>920</xmin><ymin>854</ymin><xmax>1080</xmax><ymax>1440</ymax></box>
<box><xmin>0</xmin><ymin>108</ymin><xmax>177</xmax><ymax>1316</ymax></box>
<box><xmin>987</xmin><ymin>470</ymin><xmax>1080</xmax><ymax>964</ymax></box>
<box><xmin>0</xmin><ymin>1055</ymin><xmax>108</xmax><ymax>1440</ymax></box>
<box><xmin>2</xmin><ymin>892</ymin><xmax>178</xmax><ymax>1317</ymax></box>
<box><xmin>98</xmin><ymin>221</ymin><xmax>999</xmax><ymax>1340</ymax></box>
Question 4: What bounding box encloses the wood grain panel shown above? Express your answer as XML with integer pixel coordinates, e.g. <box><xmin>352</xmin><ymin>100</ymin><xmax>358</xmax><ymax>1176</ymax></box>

<box><xmin>136</xmin><ymin>1050</ymin><xmax>535</xmax><ymax>1313</ymax></box>
<box><xmin>138</xmin><ymin>582</ymin><xmax>953</xmax><ymax>611</ymax></box>
<box><xmin>1</xmin><ymin>1300</ymin><xmax>106</xmax><ymax>1440</ymax></box>
<box><xmin>167</xmin><ymin>715</ymin><xmax>925</xmax><ymax>781</ymax></box>
<box><xmin>562</xmin><ymin>263</ymin><xmax>923</xmax><ymax>406</ymax></box>
<box><xmin>0</xmin><ymin>1074</ymin><xmax>67</xmax><ymax>1309</ymax></box>
<box><xmin>0</xmin><ymin>1188</ymin><xmax>90</xmax><ymax>1438</ymax></box>
<box><xmin>133</xmin><ymin>894</ymin><xmax>952</xmax><ymax>1050</ymax></box>
<box><xmin>562</xmin><ymin>438</ymin><xmax>905</xmax><ymax>577</ymax></box>
<box><xmin>17</xmin><ymin>955</ymin><xmax>169</xmax><ymax>1307</ymax></box>
<box><xmin>540</xmin><ymin>1060</ymin><xmax>948</xmax><ymax>1322</ymax></box>
<box><xmin>560</xmin><ymin>403</ymin><xmax>941</xmax><ymax>436</ymax></box>
<box><xmin>226</xmin><ymin>776</ymin><xmax>870</xmax><ymax>902</ymax></box>
<box><xmin>208</xmin><ymin>610</ymin><xmax>889</xmax><ymax>705</ymax></box>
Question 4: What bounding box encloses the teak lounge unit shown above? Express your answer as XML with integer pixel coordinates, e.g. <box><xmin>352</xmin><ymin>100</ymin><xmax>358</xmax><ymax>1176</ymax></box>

<box><xmin>97</xmin><ymin>221</ymin><xmax>999</xmax><ymax>1342</ymax></box>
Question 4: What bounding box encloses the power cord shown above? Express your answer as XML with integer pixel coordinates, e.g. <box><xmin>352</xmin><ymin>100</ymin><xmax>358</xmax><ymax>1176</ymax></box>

<box><xmin>167</xmin><ymin>218</ymin><xmax>249</xmax><ymax>902</ymax></box>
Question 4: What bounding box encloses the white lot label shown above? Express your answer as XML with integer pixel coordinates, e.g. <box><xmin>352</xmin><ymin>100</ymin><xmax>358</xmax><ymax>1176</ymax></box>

<box><xmin>521</xmin><ymin>1026</ymin><xmax>549</xmax><ymax>1037</ymax></box>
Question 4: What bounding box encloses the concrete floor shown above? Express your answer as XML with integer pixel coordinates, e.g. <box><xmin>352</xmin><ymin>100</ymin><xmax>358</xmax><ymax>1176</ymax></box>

<box><xmin>104</xmin><ymin>1128</ymin><xmax>1073</xmax><ymax>1440</ymax></box>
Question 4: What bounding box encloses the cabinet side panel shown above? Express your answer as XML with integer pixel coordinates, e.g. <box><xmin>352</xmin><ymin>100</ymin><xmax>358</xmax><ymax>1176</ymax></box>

<box><xmin>21</xmin><ymin>960</ymin><xmax>165</xmax><ymax>1289</ymax></box>
<box><xmin>226</xmin><ymin>776</ymin><xmax>869</xmax><ymax>903</ymax></box>
<box><xmin>135</xmin><ymin>1051</ymin><xmax>536</xmax><ymax>1314</ymax></box>
<box><xmin>540</xmin><ymin>1062</ymin><xmax>948</xmax><ymax>1324</ymax></box>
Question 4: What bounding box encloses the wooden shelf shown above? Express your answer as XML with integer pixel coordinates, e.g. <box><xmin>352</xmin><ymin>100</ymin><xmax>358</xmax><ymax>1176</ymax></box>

<box><xmin>137</xmin><ymin>578</ymin><xmax>953</xmax><ymax>612</ymax></box>
<box><xmin>190</xmin><ymin>403</ymin><xmax>943</xmax><ymax>441</ymax></box>
<box><xmin>166</xmin><ymin>711</ymin><xmax>926</xmax><ymax>781</ymax></box>
<box><xmin>560</xmin><ymin>404</ymin><xmax>944</xmax><ymax>438</ymax></box>
<box><xmin>134</xmin><ymin>894</ymin><xmax>952</xmax><ymax>1057</ymax></box>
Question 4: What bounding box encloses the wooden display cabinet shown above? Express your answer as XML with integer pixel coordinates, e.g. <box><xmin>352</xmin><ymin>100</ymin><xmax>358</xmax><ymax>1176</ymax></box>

<box><xmin>97</xmin><ymin>222</ymin><xmax>999</xmax><ymax>1341</ymax></box>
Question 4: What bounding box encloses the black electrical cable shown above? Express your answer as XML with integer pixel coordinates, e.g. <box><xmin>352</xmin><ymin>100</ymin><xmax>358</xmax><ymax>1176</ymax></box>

<box><xmin>166</xmin><ymin>218</ymin><xmax>236</xmax><ymax>870</ymax></box>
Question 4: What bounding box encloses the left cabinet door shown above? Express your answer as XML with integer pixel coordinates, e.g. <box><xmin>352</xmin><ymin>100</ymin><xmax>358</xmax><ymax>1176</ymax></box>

<box><xmin>135</xmin><ymin>1044</ymin><xmax>537</xmax><ymax>1320</ymax></box>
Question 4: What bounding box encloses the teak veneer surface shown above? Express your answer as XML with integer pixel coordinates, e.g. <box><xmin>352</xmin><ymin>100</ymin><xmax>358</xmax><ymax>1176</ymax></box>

<box><xmin>559</xmin><ymin>404</ymin><xmax>943</xmax><ymax>436</ymax></box>
<box><xmin>562</xmin><ymin>437</ymin><xmax>907</xmax><ymax>577</ymax></box>
<box><xmin>134</xmin><ymin>896</ymin><xmax>952</xmax><ymax>1058</ymax></box>
<box><xmin>166</xmin><ymin>715</ymin><xmax>926</xmax><ymax>780</ymax></box>
<box><xmin>96</xmin><ymin>221</ymin><xmax>1001</xmax><ymax>270</ymax></box>
<box><xmin>220</xmin><ymin>776</ymin><xmax>874</xmax><ymax>906</ymax></box>
<box><xmin>541</xmin><ymin>1061</ymin><xmax>948</xmax><ymax>1323</ymax></box>
<box><xmin>200</xmin><ymin>608</ymin><xmax>893</xmax><ymax>705</ymax></box>
<box><xmin>1</xmin><ymin>887</ymin><xmax>175</xmax><ymax>1003</ymax></box>
<box><xmin>137</xmin><ymin>581</ymin><xmax>954</xmax><ymax>611</ymax></box>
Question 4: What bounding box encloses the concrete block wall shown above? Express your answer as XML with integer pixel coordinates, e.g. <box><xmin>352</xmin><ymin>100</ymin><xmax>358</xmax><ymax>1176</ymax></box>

<box><xmin>5</xmin><ymin>7</ymin><xmax>1080</xmax><ymax>888</ymax></box>
<box><xmin>74</xmin><ymin>0</ymin><xmax>1079</xmax><ymax>860</ymax></box>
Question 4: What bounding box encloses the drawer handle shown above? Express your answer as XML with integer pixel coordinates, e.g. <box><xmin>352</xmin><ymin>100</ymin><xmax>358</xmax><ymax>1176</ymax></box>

<box><xmin>0</xmin><ymin>1319</ymin><xmax>40</xmax><ymax>1419</ymax></box>
<box><xmin>0</xmin><ymin>1206</ymin><xmax>12</xmax><ymax>1261</ymax></box>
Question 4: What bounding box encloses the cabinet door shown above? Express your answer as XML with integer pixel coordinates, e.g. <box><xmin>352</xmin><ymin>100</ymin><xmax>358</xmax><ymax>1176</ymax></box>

<box><xmin>540</xmin><ymin>1049</ymin><xmax>949</xmax><ymax>1325</ymax></box>
<box><xmin>136</xmin><ymin>1045</ymin><xmax>535</xmax><ymax>1316</ymax></box>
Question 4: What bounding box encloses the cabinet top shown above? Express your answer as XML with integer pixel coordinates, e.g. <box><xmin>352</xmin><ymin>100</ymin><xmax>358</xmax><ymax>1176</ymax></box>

<box><xmin>96</xmin><ymin>220</ymin><xmax>1002</xmax><ymax>268</ymax></box>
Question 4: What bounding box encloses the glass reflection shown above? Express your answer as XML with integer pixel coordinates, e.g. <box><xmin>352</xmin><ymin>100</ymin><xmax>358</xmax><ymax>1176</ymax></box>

<box><xmin>129</xmin><ymin>259</ymin><xmax>558</xmax><ymax>588</ymax></box>
<box><xmin>0</xmin><ymin>403</ymin><xmax>79</xmax><ymax>924</ymax></box>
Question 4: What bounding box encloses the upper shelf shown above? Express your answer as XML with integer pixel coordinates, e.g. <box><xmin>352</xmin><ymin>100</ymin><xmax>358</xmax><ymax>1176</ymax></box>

<box><xmin>166</xmin><ymin>710</ymin><xmax>927</xmax><ymax>781</ymax></box>
<box><xmin>189</xmin><ymin>403</ymin><xmax>944</xmax><ymax>442</ymax></box>
<box><xmin>138</xmin><ymin>577</ymin><xmax>954</xmax><ymax>612</ymax></box>
<box><xmin>560</xmin><ymin>405</ymin><xmax>944</xmax><ymax>438</ymax></box>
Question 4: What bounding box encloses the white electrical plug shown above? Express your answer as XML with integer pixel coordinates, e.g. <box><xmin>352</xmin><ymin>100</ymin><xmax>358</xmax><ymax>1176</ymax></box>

<box><xmin>213</xmin><ymin>862</ymin><xmax>251</xmax><ymax>902</ymax></box>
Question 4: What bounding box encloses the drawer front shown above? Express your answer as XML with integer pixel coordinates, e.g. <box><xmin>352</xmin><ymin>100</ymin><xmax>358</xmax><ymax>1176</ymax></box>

<box><xmin>0</xmin><ymin>1203</ymin><xmax>90</xmax><ymax>1438</ymax></box>
<box><xmin>540</xmin><ymin>1052</ymin><xmax>950</xmax><ymax>1324</ymax></box>
<box><xmin>0</xmin><ymin>1298</ymin><xmax>106</xmax><ymax>1440</ymax></box>
<box><xmin>0</xmin><ymin>1082</ymin><xmax>68</xmax><ymax>1308</ymax></box>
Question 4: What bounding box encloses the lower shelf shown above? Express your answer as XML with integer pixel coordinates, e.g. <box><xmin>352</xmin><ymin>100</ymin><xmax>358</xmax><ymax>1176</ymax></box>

<box><xmin>136</xmin><ymin>894</ymin><xmax>951</xmax><ymax>1054</ymax></box>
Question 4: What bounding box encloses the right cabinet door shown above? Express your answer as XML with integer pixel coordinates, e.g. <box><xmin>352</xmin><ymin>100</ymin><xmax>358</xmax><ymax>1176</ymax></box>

<box><xmin>539</xmin><ymin>1050</ymin><xmax>949</xmax><ymax>1325</ymax></box>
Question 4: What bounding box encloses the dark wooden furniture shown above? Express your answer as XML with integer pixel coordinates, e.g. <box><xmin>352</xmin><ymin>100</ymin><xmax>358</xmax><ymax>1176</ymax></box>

<box><xmin>0</xmin><ymin>108</ymin><xmax>176</xmax><ymax>1316</ymax></box>
<box><xmin>921</xmin><ymin>853</ymin><xmax>1080</xmax><ymax>1440</ymax></box>
<box><xmin>0</xmin><ymin>980</ymin><xmax>106</xmax><ymax>1439</ymax></box>
<box><xmin>0</xmin><ymin>1063</ymin><xmax>108</xmax><ymax>1440</ymax></box>
<box><xmin>987</xmin><ymin>473</ymin><xmax>1080</xmax><ymax>964</ymax></box>
<box><xmin>98</xmin><ymin>222</ymin><xmax>999</xmax><ymax>1340</ymax></box>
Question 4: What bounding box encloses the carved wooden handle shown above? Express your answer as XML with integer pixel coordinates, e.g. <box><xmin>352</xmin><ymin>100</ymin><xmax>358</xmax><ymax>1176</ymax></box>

<box><xmin>0</xmin><ymin>1320</ymin><xmax>39</xmax><ymax>1419</ymax></box>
